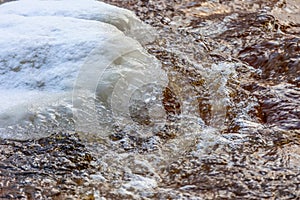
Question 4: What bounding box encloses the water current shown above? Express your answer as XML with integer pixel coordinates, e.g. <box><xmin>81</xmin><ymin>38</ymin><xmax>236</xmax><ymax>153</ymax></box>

<box><xmin>0</xmin><ymin>0</ymin><xmax>299</xmax><ymax>199</ymax></box>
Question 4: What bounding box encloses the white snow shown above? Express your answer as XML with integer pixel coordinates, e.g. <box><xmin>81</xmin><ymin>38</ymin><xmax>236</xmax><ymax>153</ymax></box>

<box><xmin>0</xmin><ymin>14</ymin><xmax>126</xmax><ymax>90</ymax></box>
<box><xmin>0</xmin><ymin>0</ymin><xmax>155</xmax><ymax>43</ymax></box>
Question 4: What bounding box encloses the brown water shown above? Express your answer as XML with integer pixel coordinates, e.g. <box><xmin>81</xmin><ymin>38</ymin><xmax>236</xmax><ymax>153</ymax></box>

<box><xmin>1</xmin><ymin>0</ymin><xmax>300</xmax><ymax>199</ymax></box>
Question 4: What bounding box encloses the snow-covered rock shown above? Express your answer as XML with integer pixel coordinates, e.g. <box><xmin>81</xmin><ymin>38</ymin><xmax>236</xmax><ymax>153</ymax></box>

<box><xmin>0</xmin><ymin>0</ymin><xmax>167</xmax><ymax>140</ymax></box>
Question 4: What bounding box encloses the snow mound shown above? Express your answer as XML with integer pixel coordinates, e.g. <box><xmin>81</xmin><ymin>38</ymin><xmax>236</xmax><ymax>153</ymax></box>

<box><xmin>0</xmin><ymin>0</ymin><xmax>167</xmax><ymax>140</ymax></box>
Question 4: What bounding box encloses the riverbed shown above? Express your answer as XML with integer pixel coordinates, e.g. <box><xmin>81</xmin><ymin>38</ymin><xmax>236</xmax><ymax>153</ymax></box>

<box><xmin>1</xmin><ymin>0</ymin><xmax>299</xmax><ymax>199</ymax></box>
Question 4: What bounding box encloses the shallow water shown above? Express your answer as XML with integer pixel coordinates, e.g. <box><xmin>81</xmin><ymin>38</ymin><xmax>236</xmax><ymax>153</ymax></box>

<box><xmin>1</xmin><ymin>0</ymin><xmax>300</xmax><ymax>199</ymax></box>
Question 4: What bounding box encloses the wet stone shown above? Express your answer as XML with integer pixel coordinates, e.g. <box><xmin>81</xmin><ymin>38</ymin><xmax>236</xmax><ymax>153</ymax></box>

<box><xmin>0</xmin><ymin>132</ymin><xmax>96</xmax><ymax>199</ymax></box>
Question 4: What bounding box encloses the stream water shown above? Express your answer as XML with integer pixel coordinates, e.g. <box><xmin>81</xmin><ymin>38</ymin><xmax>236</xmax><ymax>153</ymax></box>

<box><xmin>0</xmin><ymin>0</ymin><xmax>299</xmax><ymax>199</ymax></box>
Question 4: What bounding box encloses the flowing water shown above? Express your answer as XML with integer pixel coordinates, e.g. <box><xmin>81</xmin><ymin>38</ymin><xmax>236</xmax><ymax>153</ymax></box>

<box><xmin>1</xmin><ymin>0</ymin><xmax>300</xmax><ymax>199</ymax></box>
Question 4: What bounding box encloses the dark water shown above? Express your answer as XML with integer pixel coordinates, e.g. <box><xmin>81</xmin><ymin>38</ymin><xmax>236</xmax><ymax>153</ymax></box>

<box><xmin>1</xmin><ymin>0</ymin><xmax>300</xmax><ymax>199</ymax></box>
